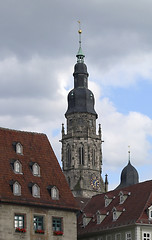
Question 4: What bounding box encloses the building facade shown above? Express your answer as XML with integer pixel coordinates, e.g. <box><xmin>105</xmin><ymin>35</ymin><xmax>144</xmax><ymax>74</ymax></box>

<box><xmin>0</xmin><ymin>127</ymin><xmax>79</xmax><ymax>240</ymax></box>
<box><xmin>61</xmin><ymin>29</ymin><xmax>105</xmax><ymax>198</ymax></box>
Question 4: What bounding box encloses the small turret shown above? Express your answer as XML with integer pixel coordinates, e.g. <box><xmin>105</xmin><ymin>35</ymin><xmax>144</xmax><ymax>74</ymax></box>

<box><xmin>116</xmin><ymin>147</ymin><xmax>139</xmax><ymax>189</ymax></box>
<box><xmin>105</xmin><ymin>174</ymin><xmax>108</xmax><ymax>192</ymax></box>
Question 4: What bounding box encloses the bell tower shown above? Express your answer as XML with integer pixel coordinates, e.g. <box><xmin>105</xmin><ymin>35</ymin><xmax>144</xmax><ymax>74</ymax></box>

<box><xmin>61</xmin><ymin>24</ymin><xmax>105</xmax><ymax>198</ymax></box>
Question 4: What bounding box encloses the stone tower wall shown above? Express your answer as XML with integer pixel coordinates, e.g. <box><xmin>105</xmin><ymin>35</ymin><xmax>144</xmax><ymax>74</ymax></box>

<box><xmin>61</xmin><ymin>113</ymin><xmax>105</xmax><ymax>198</ymax></box>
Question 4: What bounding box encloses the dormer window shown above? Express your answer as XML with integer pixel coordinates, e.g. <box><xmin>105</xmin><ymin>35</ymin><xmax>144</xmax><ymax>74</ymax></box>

<box><xmin>119</xmin><ymin>192</ymin><xmax>124</xmax><ymax>204</ymax></box>
<box><xmin>96</xmin><ymin>211</ymin><xmax>107</xmax><ymax>224</ymax></box>
<box><xmin>113</xmin><ymin>209</ymin><xmax>117</xmax><ymax>221</ymax></box>
<box><xmin>119</xmin><ymin>191</ymin><xmax>129</xmax><ymax>204</ymax></box>
<box><xmin>16</xmin><ymin>143</ymin><xmax>23</xmax><ymax>155</ymax></box>
<box><xmin>14</xmin><ymin>160</ymin><xmax>22</xmax><ymax>174</ymax></box>
<box><xmin>47</xmin><ymin>185</ymin><xmax>59</xmax><ymax>200</ymax></box>
<box><xmin>82</xmin><ymin>214</ymin><xmax>92</xmax><ymax>227</ymax></box>
<box><xmin>32</xmin><ymin>184</ymin><xmax>40</xmax><ymax>198</ymax></box>
<box><xmin>112</xmin><ymin>207</ymin><xmax>124</xmax><ymax>221</ymax></box>
<box><xmin>83</xmin><ymin>216</ymin><xmax>87</xmax><ymax>227</ymax></box>
<box><xmin>51</xmin><ymin>186</ymin><xmax>59</xmax><ymax>200</ymax></box>
<box><xmin>13</xmin><ymin>181</ymin><xmax>21</xmax><ymax>196</ymax></box>
<box><xmin>97</xmin><ymin>212</ymin><xmax>102</xmax><ymax>224</ymax></box>
<box><xmin>148</xmin><ymin>206</ymin><xmax>152</xmax><ymax>219</ymax></box>
<box><xmin>104</xmin><ymin>195</ymin><xmax>113</xmax><ymax>207</ymax></box>
<box><xmin>105</xmin><ymin>197</ymin><xmax>109</xmax><ymax>207</ymax></box>
<box><xmin>32</xmin><ymin>163</ymin><xmax>40</xmax><ymax>176</ymax></box>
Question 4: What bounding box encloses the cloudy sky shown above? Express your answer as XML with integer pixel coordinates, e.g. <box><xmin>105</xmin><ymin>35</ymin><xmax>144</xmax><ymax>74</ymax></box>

<box><xmin>1</xmin><ymin>0</ymin><xmax>152</xmax><ymax>189</ymax></box>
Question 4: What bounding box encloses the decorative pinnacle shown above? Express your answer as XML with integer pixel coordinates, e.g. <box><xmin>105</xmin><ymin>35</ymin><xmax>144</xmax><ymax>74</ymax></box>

<box><xmin>76</xmin><ymin>21</ymin><xmax>85</xmax><ymax>63</ymax></box>
<box><xmin>128</xmin><ymin>145</ymin><xmax>131</xmax><ymax>163</ymax></box>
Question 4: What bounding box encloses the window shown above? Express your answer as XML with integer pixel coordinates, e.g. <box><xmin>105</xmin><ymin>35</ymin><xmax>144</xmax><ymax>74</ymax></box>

<box><xmin>32</xmin><ymin>184</ymin><xmax>40</xmax><ymax>198</ymax></box>
<box><xmin>90</xmin><ymin>93</ymin><xmax>93</xmax><ymax>99</ymax></box>
<box><xmin>32</xmin><ymin>163</ymin><xmax>40</xmax><ymax>176</ymax></box>
<box><xmin>14</xmin><ymin>214</ymin><xmax>25</xmax><ymax>229</ymax></box>
<box><xmin>16</xmin><ymin>143</ymin><xmax>23</xmax><ymax>155</ymax></box>
<box><xmin>126</xmin><ymin>232</ymin><xmax>132</xmax><ymax>240</ymax></box>
<box><xmin>143</xmin><ymin>233</ymin><xmax>151</xmax><ymax>240</ymax></box>
<box><xmin>14</xmin><ymin>160</ymin><xmax>22</xmax><ymax>174</ymax></box>
<box><xmin>115</xmin><ymin>233</ymin><xmax>121</xmax><ymax>240</ymax></box>
<box><xmin>83</xmin><ymin>217</ymin><xmax>87</xmax><ymax>227</ymax></box>
<box><xmin>13</xmin><ymin>182</ymin><xmax>21</xmax><ymax>196</ymax></box>
<box><xmin>89</xmin><ymin>119</ymin><xmax>93</xmax><ymax>127</ymax></box>
<box><xmin>105</xmin><ymin>198</ymin><xmax>109</xmax><ymax>207</ymax></box>
<box><xmin>92</xmin><ymin>148</ymin><xmax>96</xmax><ymax>166</ymax></box>
<box><xmin>120</xmin><ymin>194</ymin><xmax>124</xmax><ymax>204</ymax></box>
<box><xmin>51</xmin><ymin>186</ymin><xmax>59</xmax><ymax>200</ymax></box>
<box><xmin>148</xmin><ymin>206</ymin><xmax>152</xmax><ymax>219</ymax></box>
<box><xmin>79</xmin><ymin>145</ymin><xmax>84</xmax><ymax>165</ymax></box>
<box><xmin>113</xmin><ymin>210</ymin><xmax>117</xmax><ymax>221</ymax></box>
<box><xmin>34</xmin><ymin>216</ymin><xmax>44</xmax><ymax>231</ymax></box>
<box><xmin>97</xmin><ymin>214</ymin><xmax>101</xmax><ymax>224</ymax></box>
<box><xmin>52</xmin><ymin>217</ymin><xmax>62</xmax><ymax>232</ymax></box>
<box><xmin>105</xmin><ymin>195</ymin><xmax>110</xmax><ymax>207</ymax></box>
<box><xmin>66</xmin><ymin>145</ymin><xmax>71</xmax><ymax>167</ymax></box>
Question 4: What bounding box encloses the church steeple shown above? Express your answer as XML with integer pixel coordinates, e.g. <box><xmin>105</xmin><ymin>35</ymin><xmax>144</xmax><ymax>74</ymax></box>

<box><xmin>61</xmin><ymin>24</ymin><xmax>105</xmax><ymax>198</ymax></box>
<box><xmin>65</xmin><ymin>23</ymin><xmax>97</xmax><ymax>118</ymax></box>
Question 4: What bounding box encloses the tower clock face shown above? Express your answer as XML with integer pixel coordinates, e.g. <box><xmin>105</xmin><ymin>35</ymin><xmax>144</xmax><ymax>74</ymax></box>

<box><xmin>91</xmin><ymin>176</ymin><xmax>99</xmax><ymax>190</ymax></box>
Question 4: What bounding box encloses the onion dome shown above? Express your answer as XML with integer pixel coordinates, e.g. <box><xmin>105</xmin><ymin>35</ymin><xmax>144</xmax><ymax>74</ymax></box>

<box><xmin>116</xmin><ymin>149</ymin><xmax>139</xmax><ymax>189</ymax></box>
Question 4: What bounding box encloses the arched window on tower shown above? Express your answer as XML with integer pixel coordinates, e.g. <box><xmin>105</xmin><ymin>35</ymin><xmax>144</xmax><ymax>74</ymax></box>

<box><xmin>66</xmin><ymin>145</ymin><xmax>71</xmax><ymax>167</ymax></box>
<box><xmin>79</xmin><ymin>145</ymin><xmax>84</xmax><ymax>165</ymax></box>
<box><xmin>92</xmin><ymin>148</ymin><xmax>96</xmax><ymax>166</ymax></box>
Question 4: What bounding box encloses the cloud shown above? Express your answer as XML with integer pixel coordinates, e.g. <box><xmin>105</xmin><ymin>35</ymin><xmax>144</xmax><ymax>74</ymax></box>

<box><xmin>96</xmin><ymin>97</ymin><xmax>152</xmax><ymax>169</ymax></box>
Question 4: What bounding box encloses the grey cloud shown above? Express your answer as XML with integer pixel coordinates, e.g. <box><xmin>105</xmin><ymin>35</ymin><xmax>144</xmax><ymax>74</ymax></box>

<box><xmin>1</xmin><ymin>0</ymin><xmax>152</xmax><ymax>63</ymax></box>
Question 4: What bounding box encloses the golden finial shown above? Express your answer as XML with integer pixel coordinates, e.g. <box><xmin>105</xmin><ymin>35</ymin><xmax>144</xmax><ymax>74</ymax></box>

<box><xmin>76</xmin><ymin>21</ymin><xmax>85</xmax><ymax>63</ymax></box>
<box><xmin>78</xmin><ymin>21</ymin><xmax>82</xmax><ymax>34</ymax></box>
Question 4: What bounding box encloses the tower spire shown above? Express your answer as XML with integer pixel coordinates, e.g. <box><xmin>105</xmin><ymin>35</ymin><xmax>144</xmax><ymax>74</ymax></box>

<box><xmin>76</xmin><ymin>21</ymin><xmax>85</xmax><ymax>63</ymax></box>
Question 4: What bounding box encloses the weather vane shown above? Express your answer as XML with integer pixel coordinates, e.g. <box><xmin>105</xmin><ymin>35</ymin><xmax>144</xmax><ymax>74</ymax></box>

<box><xmin>128</xmin><ymin>145</ymin><xmax>130</xmax><ymax>163</ymax></box>
<box><xmin>78</xmin><ymin>21</ymin><xmax>82</xmax><ymax>48</ymax></box>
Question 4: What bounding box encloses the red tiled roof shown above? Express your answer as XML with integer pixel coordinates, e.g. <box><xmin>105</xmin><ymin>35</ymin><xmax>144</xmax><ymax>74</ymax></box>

<box><xmin>78</xmin><ymin>180</ymin><xmax>152</xmax><ymax>236</ymax></box>
<box><xmin>75</xmin><ymin>197</ymin><xmax>91</xmax><ymax>210</ymax></box>
<box><xmin>0</xmin><ymin>127</ymin><xmax>79</xmax><ymax>211</ymax></box>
